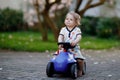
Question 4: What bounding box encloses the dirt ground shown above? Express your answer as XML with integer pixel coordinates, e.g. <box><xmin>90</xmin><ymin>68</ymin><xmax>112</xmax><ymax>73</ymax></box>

<box><xmin>0</xmin><ymin>49</ymin><xmax>120</xmax><ymax>80</ymax></box>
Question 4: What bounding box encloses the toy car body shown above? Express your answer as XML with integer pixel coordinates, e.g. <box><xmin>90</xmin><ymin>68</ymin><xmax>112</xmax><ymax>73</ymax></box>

<box><xmin>46</xmin><ymin>42</ymin><xmax>86</xmax><ymax>79</ymax></box>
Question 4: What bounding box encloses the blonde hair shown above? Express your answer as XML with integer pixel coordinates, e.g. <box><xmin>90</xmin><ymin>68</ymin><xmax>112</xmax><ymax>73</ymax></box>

<box><xmin>66</xmin><ymin>11</ymin><xmax>81</xmax><ymax>26</ymax></box>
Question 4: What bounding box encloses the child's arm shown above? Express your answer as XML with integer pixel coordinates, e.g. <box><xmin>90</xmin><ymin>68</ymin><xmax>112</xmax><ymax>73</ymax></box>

<box><xmin>58</xmin><ymin>35</ymin><xmax>64</xmax><ymax>49</ymax></box>
<box><xmin>71</xmin><ymin>34</ymin><xmax>82</xmax><ymax>46</ymax></box>
<box><xmin>58</xmin><ymin>35</ymin><xmax>64</xmax><ymax>42</ymax></box>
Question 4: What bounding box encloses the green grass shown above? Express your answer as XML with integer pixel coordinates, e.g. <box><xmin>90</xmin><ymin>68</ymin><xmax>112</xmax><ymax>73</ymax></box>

<box><xmin>0</xmin><ymin>31</ymin><xmax>120</xmax><ymax>52</ymax></box>
<box><xmin>80</xmin><ymin>36</ymin><xmax>120</xmax><ymax>49</ymax></box>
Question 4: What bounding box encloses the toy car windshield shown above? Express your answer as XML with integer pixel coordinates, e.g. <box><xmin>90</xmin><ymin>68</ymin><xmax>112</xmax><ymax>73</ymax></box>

<box><xmin>58</xmin><ymin>42</ymin><xmax>75</xmax><ymax>50</ymax></box>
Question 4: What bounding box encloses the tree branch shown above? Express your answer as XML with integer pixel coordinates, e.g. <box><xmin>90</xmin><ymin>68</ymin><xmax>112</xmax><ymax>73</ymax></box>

<box><xmin>45</xmin><ymin>0</ymin><xmax>61</xmax><ymax>11</ymax></box>
<box><xmin>75</xmin><ymin>0</ymin><xmax>83</xmax><ymax>13</ymax></box>
<box><xmin>49</xmin><ymin>0</ymin><xmax>61</xmax><ymax>7</ymax></box>
<box><xmin>89</xmin><ymin>0</ymin><xmax>105</xmax><ymax>8</ymax></box>
<box><xmin>33</xmin><ymin>0</ymin><xmax>41</xmax><ymax>14</ymax></box>
<box><xmin>85</xmin><ymin>0</ymin><xmax>92</xmax><ymax>8</ymax></box>
<box><xmin>79</xmin><ymin>0</ymin><xmax>106</xmax><ymax>16</ymax></box>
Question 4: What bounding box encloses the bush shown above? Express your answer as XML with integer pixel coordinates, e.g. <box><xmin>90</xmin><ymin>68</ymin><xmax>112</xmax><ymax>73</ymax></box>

<box><xmin>96</xmin><ymin>17</ymin><xmax>119</xmax><ymax>38</ymax></box>
<box><xmin>0</xmin><ymin>8</ymin><xmax>24</xmax><ymax>32</ymax></box>
<box><xmin>81</xmin><ymin>16</ymin><xmax>99</xmax><ymax>35</ymax></box>
<box><xmin>81</xmin><ymin>16</ymin><xmax>120</xmax><ymax>39</ymax></box>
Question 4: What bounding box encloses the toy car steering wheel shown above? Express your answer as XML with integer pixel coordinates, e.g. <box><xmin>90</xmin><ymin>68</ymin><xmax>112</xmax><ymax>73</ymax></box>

<box><xmin>58</xmin><ymin>42</ymin><xmax>75</xmax><ymax>50</ymax></box>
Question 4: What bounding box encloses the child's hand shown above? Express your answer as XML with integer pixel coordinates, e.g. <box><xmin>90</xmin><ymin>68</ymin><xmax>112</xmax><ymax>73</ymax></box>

<box><xmin>58</xmin><ymin>45</ymin><xmax>63</xmax><ymax>50</ymax></box>
<box><xmin>71</xmin><ymin>41</ymin><xmax>77</xmax><ymax>46</ymax></box>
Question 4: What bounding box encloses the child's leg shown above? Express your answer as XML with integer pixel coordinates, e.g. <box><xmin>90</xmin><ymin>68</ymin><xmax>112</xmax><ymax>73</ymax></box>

<box><xmin>76</xmin><ymin>58</ymin><xmax>84</xmax><ymax>77</ymax></box>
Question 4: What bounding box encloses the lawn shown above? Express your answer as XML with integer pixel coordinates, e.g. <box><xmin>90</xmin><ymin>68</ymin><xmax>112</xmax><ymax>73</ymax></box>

<box><xmin>0</xmin><ymin>31</ymin><xmax>120</xmax><ymax>52</ymax></box>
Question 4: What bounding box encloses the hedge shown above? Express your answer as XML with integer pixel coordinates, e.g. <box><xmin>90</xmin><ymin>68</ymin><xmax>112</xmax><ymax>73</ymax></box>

<box><xmin>0</xmin><ymin>8</ymin><xmax>24</xmax><ymax>32</ymax></box>
<box><xmin>81</xmin><ymin>16</ymin><xmax>120</xmax><ymax>39</ymax></box>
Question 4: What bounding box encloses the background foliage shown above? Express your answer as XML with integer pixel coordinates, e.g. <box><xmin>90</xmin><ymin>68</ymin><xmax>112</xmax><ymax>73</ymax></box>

<box><xmin>0</xmin><ymin>8</ymin><xmax>24</xmax><ymax>32</ymax></box>
<box><xmin>81</xmin><ymin>16</ymin><xmax>120</xmax><ymax>39</ymax></box>
<box><xmin>0</xmin><ymin>8</ymin><xmax>120</xmax><ymax>39</ymax></box>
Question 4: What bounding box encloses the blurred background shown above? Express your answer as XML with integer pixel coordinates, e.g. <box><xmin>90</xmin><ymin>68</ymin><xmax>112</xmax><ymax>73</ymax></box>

<box><xmin>0</xmin><ymin>0</ymin><xmax>120</xmax><ymax>51</ymax></box>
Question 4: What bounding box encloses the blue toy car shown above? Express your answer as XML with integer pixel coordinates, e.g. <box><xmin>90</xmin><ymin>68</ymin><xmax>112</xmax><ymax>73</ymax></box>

<box><xmin>46</xmin><ymin>42</ymin><xmax>86</xmax><ymax>79</ymax></box>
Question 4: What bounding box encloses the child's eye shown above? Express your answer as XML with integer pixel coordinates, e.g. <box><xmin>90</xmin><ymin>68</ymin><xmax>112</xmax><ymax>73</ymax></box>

<box><xmin>66</xmin><ymin>18</ymin><xmax>68</xmax><ymax>20</ymax></box>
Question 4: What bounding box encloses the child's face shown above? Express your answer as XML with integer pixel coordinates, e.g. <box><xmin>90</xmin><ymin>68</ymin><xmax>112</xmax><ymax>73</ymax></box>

<box><xmin>64</xmin><ymin>14</ymin><xmax>76</xmax><ymax>28</ymax></box>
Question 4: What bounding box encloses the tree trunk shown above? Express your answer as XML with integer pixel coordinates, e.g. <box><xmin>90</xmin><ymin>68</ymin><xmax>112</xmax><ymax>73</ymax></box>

<box><xmin>36</xmin><ymin>11</ymin><xmax>48</xmax><ymax>41</ymax></box>
<box><xmin>36</xmin><ymin>21</ymin><xmax>48</xmax><ymax>41</ymax></box>
<box><xmin>43</xmin><ymin>11</ymin><xmax>59</xmax><ymax>41</ymax></box>
<box><xmin>37</xmin><ymin>17</ymin><xmax>48</xmax><ymax>41</ymax></box>
<box><xmin>33</xmin><ymin>0</ymin><xmax>48</xmax><ymax>41</ymax></box>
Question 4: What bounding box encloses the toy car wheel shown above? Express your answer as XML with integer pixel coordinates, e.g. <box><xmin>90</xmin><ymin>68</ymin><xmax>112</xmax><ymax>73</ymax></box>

<box><xmin>82</xmin><ymin>61</ymin><xmax>86</xmax><ymax>75</ymax></box>
<box><xmin>46</xmin><ymin>62</ymin><xmax>54</xmax><ymax>77</ymax></box>
<box><xmin>70</xmin><ymin>64</ymin><xmax>77</xmax><ymax>79</ymax></box>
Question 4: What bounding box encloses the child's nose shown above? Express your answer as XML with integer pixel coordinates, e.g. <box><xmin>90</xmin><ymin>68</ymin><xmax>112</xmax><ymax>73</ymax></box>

<box><xmin>68</xmin><ymin>20</ymin><xmax>70</xmax><ymax>22</ymax></box>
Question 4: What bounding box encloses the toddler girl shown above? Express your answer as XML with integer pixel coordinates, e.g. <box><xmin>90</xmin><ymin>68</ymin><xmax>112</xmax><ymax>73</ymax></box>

<box><xmin>58</xmin><ymin>11</ymin><xmax>85</xmax><ymax>77</ymax></box>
